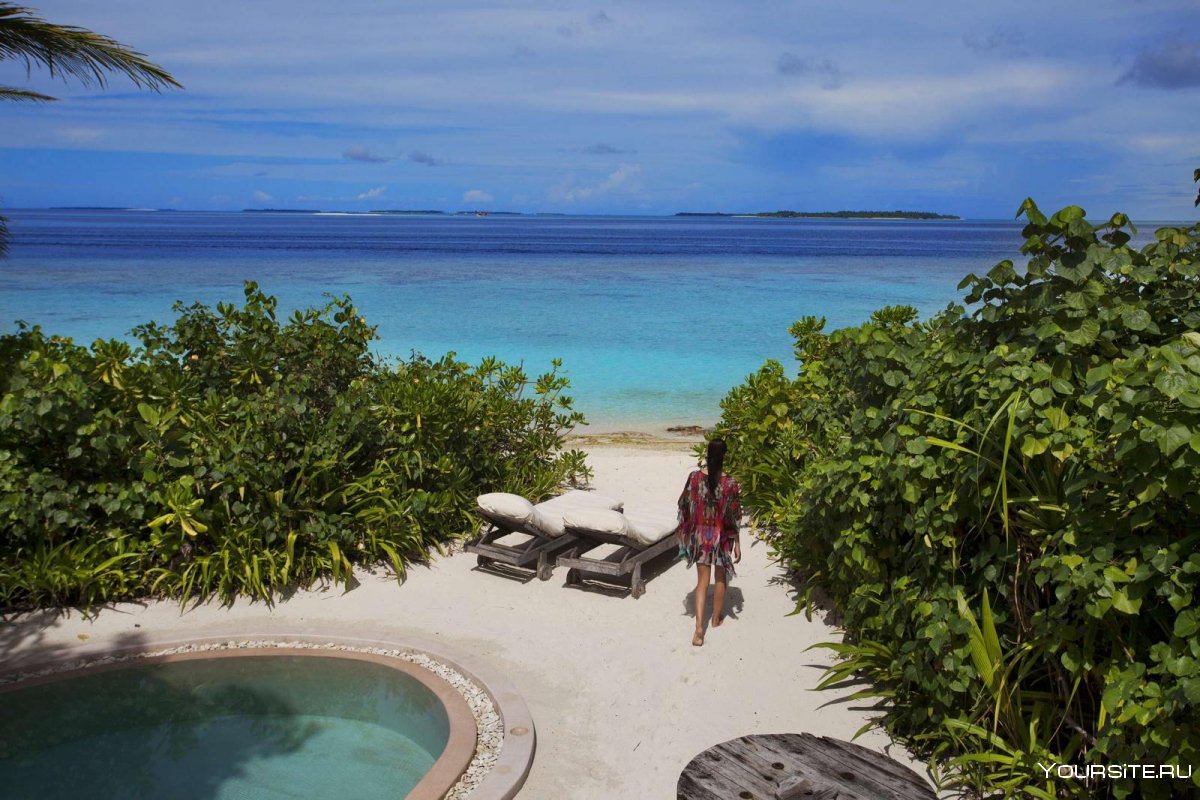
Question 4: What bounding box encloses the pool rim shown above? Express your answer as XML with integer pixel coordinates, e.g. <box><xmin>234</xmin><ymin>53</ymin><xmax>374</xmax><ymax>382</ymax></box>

<box><xmin>0</xmin><ymin>632</ymin><xmax>536</xmax><ymax>800</ymax></box>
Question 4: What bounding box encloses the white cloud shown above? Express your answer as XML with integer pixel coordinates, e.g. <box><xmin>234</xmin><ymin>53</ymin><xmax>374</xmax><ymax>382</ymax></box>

<box><xmin>355</xmin><ymin>185</ymin><xmax>387</xmax><ymax>200</ymax></box>
<box><xmin>1129</xmin><ymin>134</ymin><xmax>1197</xmax><ymax>156</ymax></box>
<box><xmin>462</xmin><ymin>188</ymin><xmax>493</xmax><ymax>203</ymax></box>
<box><xmin>59</xmin><ymin>127</ymin><xmax>104</xmax><ymax>143</ymax></box>
<box><xmin>252</xmin><ymin>190</ymin><xmax>273</xmax><ymax>202</ymax></box>
<box><xmin>550</xmin><ymin>63</ymin><xmax>1073</xmax><ymax>140</ymax></box>
<box><xmin>553</xmin><ymin>163</ymin><xmax>642</xmax><ymax>202</ymax></box>
<box><xmin>4</xmin><ymin>0</ymin><xmax>1196</xmax><ymax>216</ymax></box>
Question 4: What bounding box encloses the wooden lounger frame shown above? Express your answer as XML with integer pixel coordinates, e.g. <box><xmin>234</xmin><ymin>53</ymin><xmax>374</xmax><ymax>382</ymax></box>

<box><xmin>555</xmin><ymin>528</ymin><xmax>678</xmax><ymax>599</ymax></box>
<box><xmin>466</xmin><ymin>509</ymin><xmax>585</xmax><ymax>581</ymax></box>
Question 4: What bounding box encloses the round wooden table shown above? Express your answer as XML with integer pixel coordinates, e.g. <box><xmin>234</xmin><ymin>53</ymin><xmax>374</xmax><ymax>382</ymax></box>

<box><xmin>677</xmin><ymin>733</ymin><xmax>937</xmax><ymax>800</ymax></box>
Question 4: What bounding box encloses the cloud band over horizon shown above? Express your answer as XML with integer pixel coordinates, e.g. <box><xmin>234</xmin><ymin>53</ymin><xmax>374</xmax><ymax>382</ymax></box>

<box><xmin>0</xmin><ymin>1</ymin><xmax>1196</xmax><ymax>218</ymax></box>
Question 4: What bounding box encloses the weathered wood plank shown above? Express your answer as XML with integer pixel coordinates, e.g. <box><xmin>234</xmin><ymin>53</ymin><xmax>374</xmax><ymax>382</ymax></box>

<box><xmin>467</xmin><ymin>542</ymin><xmax>532</xmax><ymax>561</ymax></box>
<box><xmin>813</xmin><ymin>735</ymin><xmax>934</xmax><ymax>795</ymax></box>
<box><xmin>677</xmin><ymin>769</ymin><xmax>726</xmax><ymax>800</ymax></box>
<box><xmin>706</xmin><ymin>748</ymin><xmax>778</xmax><ymax>795</ymax></box>
<box><xmin>713</xmin><ymin>740</ymin><xmax>790</xmax><ymax>788</ymax></box>
<box><xmin>465</xmin><ymin>526</ymin><xmax>579</xmax><ymax>570</ymax></box>
<box><xmin>776</xmin><ymin>775</ymin><xmax>840</xmax><ymax>800</ymax></box>
<box><xmin>748</xmin><ymin>734</ymin><xmax>915</xmax><ymax>800</ymax></box>
<box><xmin>555</xmin><ymin>554</ymin><xmax>627</xmax><ymax>576</ymax></box>
<box><xmin>678</xmin><ymin>733</ymin><xmax>936</xmax><ymax>800</ymax></box>
<box><xmin>681</xmin><ymin>758</ymin><xmax>753</xmax><ymax>799</ymax></box>
<box><xmin>738</xmin><ymin>736</ymin><xmax>841</xmax><ymax>796</ymax></box>
<box><xmin>556</xmin><ymin>533</ymin><xmax>676</xmax><ymax>579</ymax></box>
<box><xmin>791</xmin><ymin>733</ymin><xmax>931</xmax><ymax>799</ymax></box>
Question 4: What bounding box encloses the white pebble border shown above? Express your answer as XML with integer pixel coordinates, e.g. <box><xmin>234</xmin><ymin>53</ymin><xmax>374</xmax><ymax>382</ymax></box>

<box><xmin>1</xmin><ymin>640</ymin><xmax>502</xmax><ymax>799</ymax></box>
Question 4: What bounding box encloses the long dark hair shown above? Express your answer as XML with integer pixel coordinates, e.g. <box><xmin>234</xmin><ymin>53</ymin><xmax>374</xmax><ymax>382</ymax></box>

<box><xmin>706</xmin><ymin>437</ymin><xmax>727</xmax><ymax>497</ymax></box>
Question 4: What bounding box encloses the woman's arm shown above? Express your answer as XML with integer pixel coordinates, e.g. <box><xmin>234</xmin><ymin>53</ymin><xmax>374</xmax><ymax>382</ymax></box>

<box><xmin>724</xmin><ymin>480</ymin><xmax>742</xmax><ymax>531</ymax></box>
<box><xmin>728</xmin><ymin>481</ymin><xmax>742</xmax><ymax>562</ymax></box>
<box><xmin>677</xmin><ymin>472</ymin><xmax>692</xmax><ymax>529</ymax></box>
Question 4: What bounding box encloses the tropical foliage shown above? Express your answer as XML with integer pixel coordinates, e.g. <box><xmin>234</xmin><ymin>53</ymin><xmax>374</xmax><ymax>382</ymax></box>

<box><xmin>0</xmin><ymin>284</ymin><xmax>589</xmax><ymax>609</ymax></box>
<box><xmin>713</xmin><ymin>201</ymin><xmax>1200</xmax><ymax>798</ymax></box>
<box><xmin>0</xmin><ymin>2</ymin><xmax>181</xmax><ymax>256</ymax></box>
<box><xmin>0</xmin><ymin>3</ymin><xmax>179</xmax><ymax>101</ymax></box>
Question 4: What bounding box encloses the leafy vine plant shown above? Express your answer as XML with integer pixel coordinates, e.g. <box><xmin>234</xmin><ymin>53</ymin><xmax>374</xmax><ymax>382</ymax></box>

<box><xmin>0</xmin><ymin>283</ymin><xmax>591</xmax><ymax>609</ymax></box>
<box><xmin>714</xmin><ymin>191</ymin><xmax>1200</xmax><ymax>798</ymax></box>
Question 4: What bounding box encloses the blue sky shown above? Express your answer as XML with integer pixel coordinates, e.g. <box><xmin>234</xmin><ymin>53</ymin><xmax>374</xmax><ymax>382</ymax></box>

<box><xmin>1</xmin><ymin>1</ymin><xmax>1197</xmax><ymax>218</ymax></box>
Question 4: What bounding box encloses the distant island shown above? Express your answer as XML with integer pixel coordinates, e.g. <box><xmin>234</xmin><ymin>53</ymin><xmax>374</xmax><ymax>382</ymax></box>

<box><xmin>50</xmin><ymin>206</ymin><xmax>137</xmax><ymax>211</ymax></box>
<box><xmin>370</xmin><ymin>209</ymin><xmax>446</xmax><ymax>215</ymax></box>
<box><xmin>242</xmin><ymin>208</ymin><xmax>313</xmax><ymax>213</ymax></box>
<box><xmin>676</xmin><ymin>210</ymin><xmax>960</xmax><ymax>220</ymax></box>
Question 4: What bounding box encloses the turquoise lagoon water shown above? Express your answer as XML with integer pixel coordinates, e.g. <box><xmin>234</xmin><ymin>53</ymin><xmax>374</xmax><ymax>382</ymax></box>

<box><xmin>0</xmin><ymin>656</ymin><xmax>449</xmax><ymax>800</ymax></box>
<box><xmin>1</xmin><ymin>210</ymin><xmax>1034</xmax><ymax>429</ymax></box>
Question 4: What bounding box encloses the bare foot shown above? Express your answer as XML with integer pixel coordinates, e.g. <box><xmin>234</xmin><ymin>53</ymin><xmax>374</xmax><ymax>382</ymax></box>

<box><xmin>711</xmin><ymin>615</ymin><xmax>724</xmax><ymax>628</ymax></box>
<box><xmin>692</xmin><ymin>630</ymin><xmax>704</xmax><ymax>647</ymax></box>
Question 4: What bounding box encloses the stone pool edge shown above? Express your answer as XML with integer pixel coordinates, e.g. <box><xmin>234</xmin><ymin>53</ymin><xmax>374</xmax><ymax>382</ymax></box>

<box><xmin>0</xmin><ymin>632</ymin><xmax>536</xmax><ymax>800</ymax></box>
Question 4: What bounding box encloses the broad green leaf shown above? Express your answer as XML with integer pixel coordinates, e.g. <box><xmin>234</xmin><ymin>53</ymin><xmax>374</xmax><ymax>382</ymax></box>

<box><xmin>137</xmin><ymin>402</ymin><xmax>158</xmax><ymax>424</ymax></box>
<box><xmin>1122</xmin><ymin>308</ymin><xmax>1152</xmax><ymax>331</ymax></box>
<box><xmin>1043</xmin><ymin>407</ymin><xmax>1071</xmax><ymax>431</ymax></box>
<box><xmin>1154</xmin><ymin>370</ymin><xmax>1190</xmax><ymax>400</ymax></box>
<box><xmin>1155</xmin><ymin>424</ymin><xmax>1192</xmax><ymax>456</ymax></box>
<box><xmin>1104</xmin><ymin>565</ymin><xmax>1131</xmax><ymax>584</ymax></box>
<box><xmin>905</xmin><ymin>437</ymin><xmax>929</xmax><ymax>455</ymax></box>
<box><xmin>1029</xmin><ymin>387</ymin><xmax>1054</xmax><ymax>406</ymax></box>
<box><xmin>1111</xmin><ymin>590</ymin><xmax>1141</xmax><ymax>614</ymax></box>
<box><xmin>1064</xmin><ymin>318</ymin><xmax>1100</xmax><ymax>345</ymax></box>
<box><xmin>1021</xmin><ymin>436</ymin><xmax>1050</xmax><ymax>457</ymax></box>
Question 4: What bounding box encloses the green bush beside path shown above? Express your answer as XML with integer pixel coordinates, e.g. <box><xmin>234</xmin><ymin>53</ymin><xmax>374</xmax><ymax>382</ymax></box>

<box><xmin>0</xmin><ymin>283</ymin><xmax>589</xmax><ymax>609</ymax></box>
<box><xmin>714</xmin><ymin>202</ymin><xmax>1200</xmax><ymax>799</ymax></box>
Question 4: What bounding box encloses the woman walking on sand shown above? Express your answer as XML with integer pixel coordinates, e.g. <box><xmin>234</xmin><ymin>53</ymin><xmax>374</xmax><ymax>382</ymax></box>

<box><xmin>677</xmin><ymin>437</ymin><xmax>742</xmax><ymax>647</ymax></box>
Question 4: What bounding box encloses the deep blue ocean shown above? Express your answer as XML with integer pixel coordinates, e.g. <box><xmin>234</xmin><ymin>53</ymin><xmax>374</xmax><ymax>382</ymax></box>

<box><xmin>0</xmin><ymin>210</ymin><xmax>1054</xmax><ymax>430</ymax></box>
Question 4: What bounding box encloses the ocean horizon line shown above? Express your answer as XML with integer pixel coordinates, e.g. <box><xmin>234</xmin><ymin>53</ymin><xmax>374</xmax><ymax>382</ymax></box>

<box><xmin>6</xmin><ymin>207</ymin><xmax>1193</xmax><ymax>226</ymax></box>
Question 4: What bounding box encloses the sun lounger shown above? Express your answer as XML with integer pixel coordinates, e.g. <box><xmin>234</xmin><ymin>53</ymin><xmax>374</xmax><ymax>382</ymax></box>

<box><xmin>557</xmin><ymin>506</ymin><xmax>680</xmax><ymax>598</ymax></box>
<box><xmin>466</xmin><ymin>490</ymin><xmax>623</xmax><ymax>580</ymax></box>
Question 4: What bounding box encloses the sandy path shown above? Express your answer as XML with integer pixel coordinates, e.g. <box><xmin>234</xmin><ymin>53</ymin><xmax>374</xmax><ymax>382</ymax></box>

<box><xmin>3</xmin><ymin>446</ymin><xmax>930</xmax><ymax>799</ymax></box>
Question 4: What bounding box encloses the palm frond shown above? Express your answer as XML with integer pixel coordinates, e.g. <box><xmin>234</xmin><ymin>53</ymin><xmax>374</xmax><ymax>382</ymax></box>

<box><xmin>0</xmin><ymin>3</ymin><xmax>181</xmax><ymax>91</ymax></box>
<box><xmin>0</xmin><ymin>82</ymin><xmax>53</xmax><ymax>100</ymax></box>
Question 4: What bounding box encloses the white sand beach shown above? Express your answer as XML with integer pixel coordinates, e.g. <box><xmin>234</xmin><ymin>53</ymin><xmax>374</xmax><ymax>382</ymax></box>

<box><xmin>4</xmin><ymin>445</ymin><xmax>930</xmax><ymax>799</ymax></box>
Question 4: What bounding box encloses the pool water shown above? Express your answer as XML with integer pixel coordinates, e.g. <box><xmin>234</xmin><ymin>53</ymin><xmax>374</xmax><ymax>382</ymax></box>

<box><xmin>0</xmin><ymin>655</ymin><xmax>451</xmax><ymax>800</ymax></box>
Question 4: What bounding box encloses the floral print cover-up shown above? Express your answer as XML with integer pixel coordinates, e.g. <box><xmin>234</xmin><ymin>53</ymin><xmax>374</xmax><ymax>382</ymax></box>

<box><xmin>676</xmin><ymin>470</ymin><xmax>742</xmax><ymax>577</ymax></box>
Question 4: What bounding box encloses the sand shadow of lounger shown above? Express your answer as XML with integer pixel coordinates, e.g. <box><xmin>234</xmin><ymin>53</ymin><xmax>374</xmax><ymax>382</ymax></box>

<box><xmin>466</xmin><ymin>490</ymin><xmax>623</xmax><ymax>581</ymax></box>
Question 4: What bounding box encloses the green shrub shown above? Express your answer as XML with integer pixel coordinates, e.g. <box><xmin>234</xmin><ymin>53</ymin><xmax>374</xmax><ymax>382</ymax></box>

<box><xmin>0</xmin><ymin>283</ymin><xmax>589</xmax><ymax>609</ymax></box>
<box><xmin>714</xmin><ymin>203</ymin><xmax>1200</xmax><ymax>798</ymax></box>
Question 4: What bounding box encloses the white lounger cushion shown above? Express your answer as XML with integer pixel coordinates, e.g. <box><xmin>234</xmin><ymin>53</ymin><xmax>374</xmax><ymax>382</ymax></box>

<box><xmin>563</xmin><ymin>506</ymin><xmax>680</xmax><ymax>547</ymax></box>
<box><xmin>477</xmin><ymin>490</ymin><xmax>622</xmax><ymax>538</ymax></box>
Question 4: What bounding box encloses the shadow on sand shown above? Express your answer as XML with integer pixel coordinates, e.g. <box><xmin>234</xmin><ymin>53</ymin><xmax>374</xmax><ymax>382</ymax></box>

<box><xmin>682</xmin><ymin>582</ymin><xmax>746</xmax><ymax>637</ymax></box>
<box><xmin>557</xmin><ymin>546</ymin><xmax>683</xmax><ymax>598</ymax></box>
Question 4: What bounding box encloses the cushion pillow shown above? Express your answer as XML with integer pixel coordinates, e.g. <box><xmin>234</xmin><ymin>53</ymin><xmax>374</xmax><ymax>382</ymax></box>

<box><xmin>477</xmin><ymin>490</ymin><xmax>621</xmax><ymax>538</ymax></box>
<box><xmin>476</xmin><ymin>492</ymin><xmax>535</xmax><ymax>528</ymax></box>
<box><xmin>564</xmin><ymin>506</ymin><xmax>679</xmax><ymax>546</ymax></box>
<box><xmin>563</xmin><ymin>507</ymin><xmax>630</xmax><ymax>538</ymax></box>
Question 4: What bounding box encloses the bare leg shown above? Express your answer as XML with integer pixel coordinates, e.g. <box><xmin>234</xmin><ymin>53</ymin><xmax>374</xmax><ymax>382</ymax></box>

<box><xmin>693</xmin><ymin>563</ymin><xmax>711</xmax><ymax>646</ymax></box>
<box><xmin>711</xmin><ymin>566</ymin><xmax>727</xmax><ymax>627</ymax></box>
